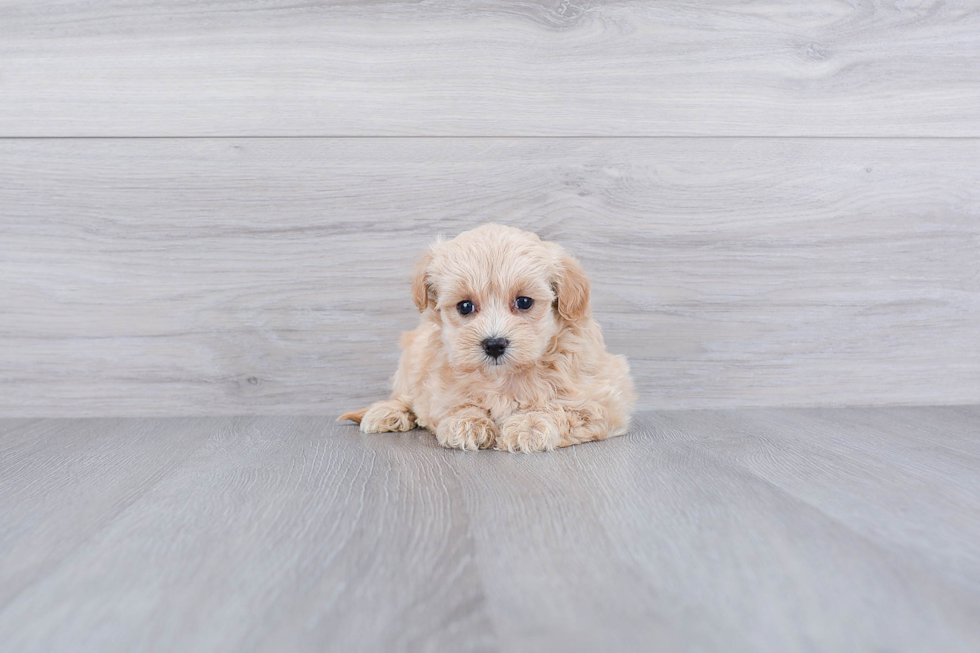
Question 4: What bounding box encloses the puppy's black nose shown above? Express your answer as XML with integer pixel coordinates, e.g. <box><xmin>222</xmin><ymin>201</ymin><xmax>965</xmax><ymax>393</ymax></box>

<box><xmin>482</xmin><ymin>337</ymin><xmax>509</xmax><ymax>359</ymax></box>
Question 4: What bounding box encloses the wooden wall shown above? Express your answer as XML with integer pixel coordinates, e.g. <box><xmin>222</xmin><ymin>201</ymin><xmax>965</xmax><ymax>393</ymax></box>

<box><xmin>1</xmin><ymin>1</ymin><xmax>978</xmax><ymax>415</ymax></box>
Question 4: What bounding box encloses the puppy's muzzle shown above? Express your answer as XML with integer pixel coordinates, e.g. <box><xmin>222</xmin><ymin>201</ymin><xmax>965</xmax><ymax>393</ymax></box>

<box><xmin>482</xmin><ymin>337</ymin><xmax>509</xmax><ymax>359</ymax></box>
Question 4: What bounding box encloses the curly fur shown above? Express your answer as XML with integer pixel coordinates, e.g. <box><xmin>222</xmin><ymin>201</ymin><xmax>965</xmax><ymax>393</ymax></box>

<box><xmin>339</xmin><ymin>224</ymin><xmax>637</xmax><ymax>452</ymax></box>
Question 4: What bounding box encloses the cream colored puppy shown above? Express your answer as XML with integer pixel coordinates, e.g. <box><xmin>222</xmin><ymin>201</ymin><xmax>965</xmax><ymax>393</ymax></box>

<box><xmin>340</xmin><ymin>224</ymin><xmax>636</xmax><ymax>452</ymax></box>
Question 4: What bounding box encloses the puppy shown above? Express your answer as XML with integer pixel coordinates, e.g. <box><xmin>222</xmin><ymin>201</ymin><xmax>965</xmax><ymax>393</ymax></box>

<box><xmin>339</xmin><ymin>224</ymin><xmax>636</xmax><ymax>452</ymax></box>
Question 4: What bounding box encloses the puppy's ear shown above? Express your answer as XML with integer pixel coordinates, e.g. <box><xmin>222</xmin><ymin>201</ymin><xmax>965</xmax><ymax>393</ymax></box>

<box><xmin>552</xmin><ymin>250</ymin><xmax>591</xmax><ymax>323</ymax></box>
<box><xmin>411</xmin><ymin>249</ymin><xmax>436</xmax><ymax>312</ymax></box>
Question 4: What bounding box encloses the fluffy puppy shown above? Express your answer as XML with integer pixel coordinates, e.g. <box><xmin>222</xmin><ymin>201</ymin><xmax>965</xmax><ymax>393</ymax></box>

<box><xmin>340</xmin><ymin>224</ymin><xmax>636</xmax><ymax>452</ymax></box>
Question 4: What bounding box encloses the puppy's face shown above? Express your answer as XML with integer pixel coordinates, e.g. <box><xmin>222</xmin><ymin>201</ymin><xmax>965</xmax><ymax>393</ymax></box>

<box><xmin>412</xmin><ymin>225</ymin><xmax>590</xmax><ymax>374</ymax></box>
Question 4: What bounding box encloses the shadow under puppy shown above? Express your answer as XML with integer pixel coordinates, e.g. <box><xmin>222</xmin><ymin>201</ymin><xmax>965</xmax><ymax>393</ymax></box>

<box><xmin>340</xmin><ymin>224</ymin><xmax>636</xmax><ymax>452</ymax></box>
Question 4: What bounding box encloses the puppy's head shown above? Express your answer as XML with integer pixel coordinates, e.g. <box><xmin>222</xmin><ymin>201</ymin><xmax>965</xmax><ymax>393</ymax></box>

<box><xmin>412</xmin><ymin>224</ymin><xmax>591</xmax><ymax>373</ymax></box>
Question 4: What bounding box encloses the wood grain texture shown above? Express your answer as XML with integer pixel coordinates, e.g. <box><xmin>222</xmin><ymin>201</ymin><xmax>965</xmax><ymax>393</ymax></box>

<box><xmin>648</xmin><ymin>408</ymin><xmax>980</xmax><ymax>594</ymax></box>
<box><xmin>2</xmin><ymin>137</ymin><xmax>978</xmax><ymax>416</ymax></box>
<box><xmin>1</xmin><ymin>408</ymin><xmax>979</xmax><ymax>652</ymax></box>
<box><xmin>2</xmin><ymin>1</ymin><xmax>980</xmax><ymax>136</ymax></box>
<box><xmin>0</xmin><ymin>417</ymin><xmax>494</xmax><ymax>652</ymax></box>
<box><xmin>0</xmin><ymin>417</ymin><xmax>226</xmax><ymax>606</ymax></box>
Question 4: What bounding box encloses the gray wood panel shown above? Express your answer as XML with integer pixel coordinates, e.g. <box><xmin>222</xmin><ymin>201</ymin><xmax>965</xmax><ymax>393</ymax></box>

<box><xmin>0</xmin><ymin>417</ymin><xmax>225</xmax><ymax>606</ymax></box>
<box><xmin>2</xmin><ymin>1</ymin><xmax>979</xmax><ymax>136</ymax></box>
<box><xmin>0</xmin><ymin>417</ymin><xmax>493</xmax><ymax>651</ymax></box>
<box><xmin>1</xmin><ymin>408</ymin><xmax>979</xmax><ymax>652</ymax></box>
<box><xmin>648</xmin><ymin>408</ymin><xmax>980</xmax><ymax>594</ymax></box>
<box><xmin>2</xmin><ymin>138</ymin><xmax>978</xmax><ymax>416</ymax></box>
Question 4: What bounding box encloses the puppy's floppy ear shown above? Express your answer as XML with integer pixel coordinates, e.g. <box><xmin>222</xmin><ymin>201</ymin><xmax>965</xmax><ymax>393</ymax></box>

<box><xmin>551</xmin><ymin>249</ymin><xmax>591</xmax><ymax>323</ymax></box>
<box><xmin>411</xmin><ymin>249</ymin><xmax>436</xmax><ymax>312</ymax></box>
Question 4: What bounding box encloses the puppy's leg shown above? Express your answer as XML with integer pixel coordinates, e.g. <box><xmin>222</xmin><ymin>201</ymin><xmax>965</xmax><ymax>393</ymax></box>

<box><xmin>436</xmin><ymin>405</ymin><xmax>497</xmax><ymax>451</ymax></box>
<box><xmin>497</xmin><ymin>410</ymin><xmax>563</xmax><ymax>453</ymax></box>
<box><xmin>559</xmin><ymin>401</ymin><xmax>626</xmax><ymax>448</ymax></box>
<box><xmin>497</xmin><ymin>402</ymin><xmax>626</xmax><ymax>452</ymax></box>
<box><xmin>350</xmin><ymin>398</ymin><xmax>416</xmax><ymax>434</ymax></box>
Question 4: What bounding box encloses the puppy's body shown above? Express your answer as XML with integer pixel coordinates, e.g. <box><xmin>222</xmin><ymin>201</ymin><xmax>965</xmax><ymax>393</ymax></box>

<box><xmin>341</xmin><ymin>224</ymin><xmax>636</xmax><ymax>452</ymax></box>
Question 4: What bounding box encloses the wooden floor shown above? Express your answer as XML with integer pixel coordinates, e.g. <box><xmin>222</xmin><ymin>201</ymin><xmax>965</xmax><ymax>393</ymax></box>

<box><xmin>1</xmin><ymin>407</ymin><xmax>978</xmax><ymax>652</ymax></box>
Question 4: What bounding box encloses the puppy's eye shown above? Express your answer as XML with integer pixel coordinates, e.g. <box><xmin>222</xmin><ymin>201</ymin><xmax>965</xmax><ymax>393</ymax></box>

<box><xmin>515</xmin><ymin>296</ymin><xmax>534</xmax><ymax>311</ymax></box>
<box><xmin>457</xmin><ymin>300</ymin><xmax>475</xmax><ymax>316</ymax></box>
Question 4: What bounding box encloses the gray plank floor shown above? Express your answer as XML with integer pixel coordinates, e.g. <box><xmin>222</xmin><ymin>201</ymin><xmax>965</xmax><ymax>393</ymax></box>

<box><xmin>1</xmin><ymin>407</ymin><xmax>978</xmax><ymax>652</ymax></box>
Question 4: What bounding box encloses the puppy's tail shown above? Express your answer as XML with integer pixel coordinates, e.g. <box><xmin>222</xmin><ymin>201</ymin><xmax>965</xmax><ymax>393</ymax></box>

<box><xmin>337</xmin><ymin>407</ymin><xmax>368</xmax><ymax>424</ymax></box>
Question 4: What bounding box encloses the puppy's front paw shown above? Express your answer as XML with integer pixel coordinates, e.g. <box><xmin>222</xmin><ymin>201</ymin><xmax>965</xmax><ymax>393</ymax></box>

<box><xmin>436</xmin><ymin>409</ymin><xmax>497</xmax><ymax>451</ymax></box>
<box><xmin>497</xmin><ymin>411</ymin><xmax>562</xmax><ymax>453</ymax></box>
<box><xmin>360</xmin><ymin>400</ymin><xmax>416</xmax><ymax>434</ymax></box>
